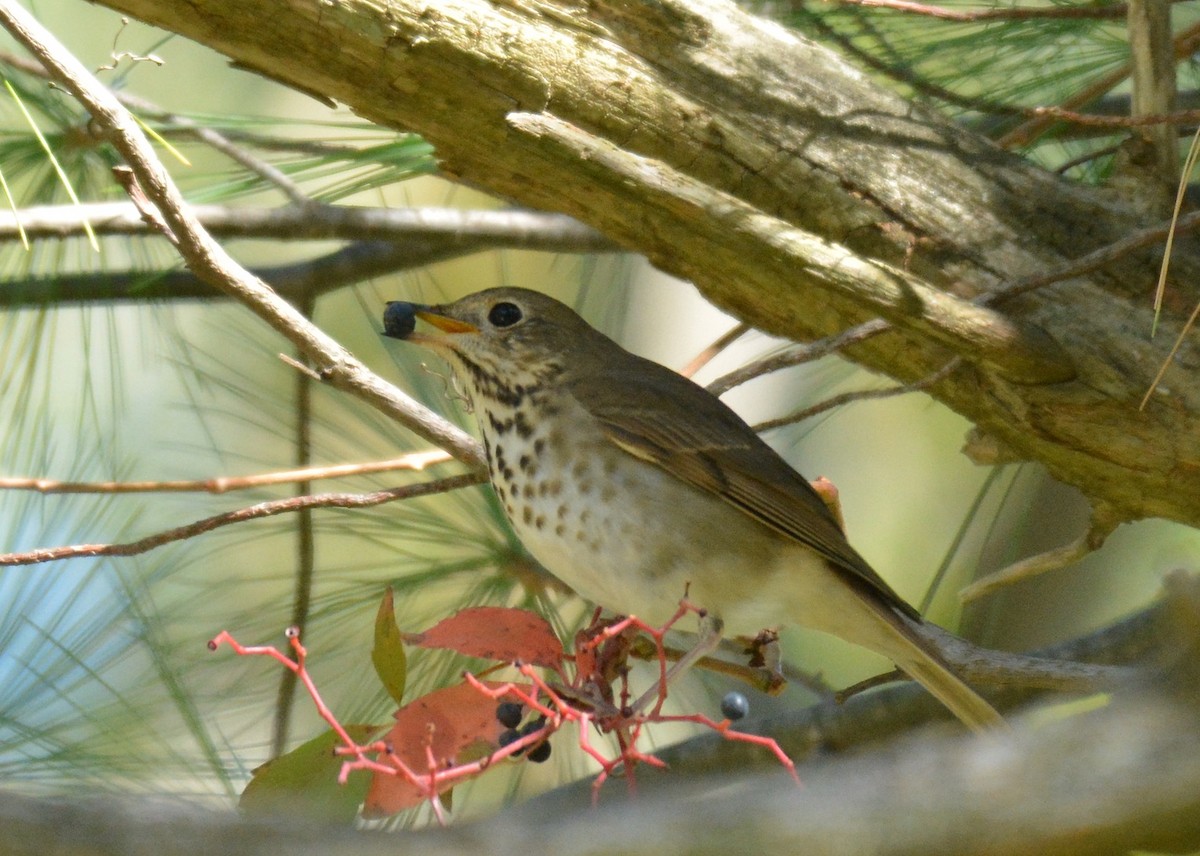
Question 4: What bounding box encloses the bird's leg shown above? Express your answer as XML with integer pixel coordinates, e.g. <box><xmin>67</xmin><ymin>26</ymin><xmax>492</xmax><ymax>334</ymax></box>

<box><xmin>631</xmin><ymin>612</ymin><xmax>724</xmax><ymax>715</ymax></box>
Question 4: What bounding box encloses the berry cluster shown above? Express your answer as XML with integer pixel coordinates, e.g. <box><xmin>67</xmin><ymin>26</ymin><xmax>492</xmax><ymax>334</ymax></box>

<box><xmin>495</xmin><ymin>701</ymin><xmax>552</xmax><ymax>763</ymax></box>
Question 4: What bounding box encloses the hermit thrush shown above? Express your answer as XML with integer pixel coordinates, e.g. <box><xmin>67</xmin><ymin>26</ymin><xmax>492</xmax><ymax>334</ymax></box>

<box><xmin>383</xmin><ymin>287</ymin><xmax>1002</xmax><ymax>731</ymax></box>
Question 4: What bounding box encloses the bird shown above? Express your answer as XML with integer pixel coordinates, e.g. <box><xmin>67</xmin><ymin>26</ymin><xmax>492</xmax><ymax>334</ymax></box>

<box><xmin>382</xmin><ymin>287</ymin><xmax>1003</xmax><ymax>731</ymax></box>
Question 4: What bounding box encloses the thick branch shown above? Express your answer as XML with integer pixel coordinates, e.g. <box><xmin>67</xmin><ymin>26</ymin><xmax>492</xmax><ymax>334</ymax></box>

<box><xmin>2</xmin><ymin>677</ymin><xmax>1197</xmax><ymax>856</ymax></box>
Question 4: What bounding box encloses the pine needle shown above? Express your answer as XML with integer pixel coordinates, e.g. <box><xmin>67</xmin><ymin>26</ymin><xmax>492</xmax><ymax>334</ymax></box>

<box><xmin>4</xmin><ymin>77</ymin><xmax>99</xmax><ymax>251</ymax></box>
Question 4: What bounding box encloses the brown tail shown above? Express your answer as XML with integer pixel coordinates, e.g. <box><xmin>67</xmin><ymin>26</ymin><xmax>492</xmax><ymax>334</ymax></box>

<box><xmin>866</xmin><ymin>601</ymin><xmax>1006</xmax><ymax>733</ymax></box>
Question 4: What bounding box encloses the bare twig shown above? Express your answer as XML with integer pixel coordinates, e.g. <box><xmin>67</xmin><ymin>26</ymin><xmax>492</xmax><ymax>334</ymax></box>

<box><xmin>273</xmin><ymin>292</ymin><xmax>317</xmax><ymax>757</ymax></box>
<box><xmin>0</xmin><ymin>200</ymin><xmax>616</xmax><ymax>249</ymax></box>
<box><xmin>707</xmin><ymin>319</ymin><xmax>890</xmax><ymax>396</ymax></box>
<box><xmin>984</xmin><ymin>209</ymin><xmax>1200</xmax><ymax>304</ymax></box>
<box><xmin>0</xmin><ymin>240</ymin><xmax>486</xmax><ymax>306</ymax></box>
<box><xmin>0</xmin><ymin>450</ymin><xmax>453</xmax><ymax>494</ymax></box>
<box><xmin>1021</xmin><ymin>105</ymin><xmax>1200</xmax><ymax>130</ymax></box>
<box><xmin>999</xmin><ymin>20</ymin><xmax>1200</xmax><ymax>148</ymax></box>
<box><xmin>1127</xmin><ymin>0</ymin><xmax>1179</xmax><ymax>187</ymax></box>
<box><xmin>110</xmin><ymin>165</ymin><xmax>178</xmax><ymax>245</ymax></box>
<box><xmin>0</xmin><ymin>473</ymin><xmax>484</xmax><ymax>567</ymax></box>
<box><xmin>831</xmin><ymin>0</ymin><xmax>1188</xmax><ymax>22</ymax></box>
<box><xmin>751</xmin><ymin>359</ymin><xmax>961</xmax><ymax>433</ymax></box>
<box><xmin>958</xmin><ymin>509</ymin><xmax>1121</xmax><ymax>602</ymax></box>
<box><xmin>678</xmin><ymin>322</ymin><xmax>749</xmax><ymax>379</ymax></box>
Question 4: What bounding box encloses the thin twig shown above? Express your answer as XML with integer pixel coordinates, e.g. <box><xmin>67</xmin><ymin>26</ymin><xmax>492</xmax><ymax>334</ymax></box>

<box><xmin>0</xmin><ymin>473</ymin><xmax>485</xmax><ymax>567</ymax></box>
<box><xmin>707</xmin><ymin>319</ymin><xmax>891</xmax><ymax>396</ymax></box>
<box><xmin>958</xmin><ymin>510</ymin><xmax>1121</xmax><ymax>603</ymax></box>
<box><xmin>679</xmin><ymin>322</ymin><xmax>749</xmax><ymax>378</ymax></box>
<box><xmin>984</xmin><ymin>209</ymin><xmax>1200</xmax><ymax>304</ymax></box>
<box><xmin>110</xmin><ymin>165</ymin><xmax>178</xmax><ymax>245</ymax></box>
<box><xmin>0</xmin><ymin>449</ymin><xmax>453</xmax><ymax>494</ymax></box>
<box><xmin>752</xmin><ymin>359</ymin><xmax>961</xmax><ymax>433</ymax></box>
<box><xmin>0</xmin><ymin>200</ymin><xmax>616</xmax><ymax>249</ymax></box>
<box><xmin>1126</xmin><ymin>0</ymin><xmax>1179</xmax><ymax>186</ymax></box>
<box><xmin>1055</xmin><ymin>141</ymin><xmax>1122</xmax><ymax>174</ymax></box>
<box><xmin>1021</xmin><ymin>105</ymin><xmax>1200</xmax><ymax>130</ymax></box>
<box><xmin>0</xmin><ymin>240</ymin><xmax>483</xmax><ymax>306</ymax></box>
<box><xmin>832</xmin><ymin>0</ymin><xmax>1188</xmax><ymax>22</ymax></box>
<box><xmin>999</xmin><ymin>20</ymin><xmax>1200</xmax><ymax>148</ymax></box>
<box><xmin>273</xmin><ymin>292</ymin><xmax>318</xmax><ymax>758</ymax></box>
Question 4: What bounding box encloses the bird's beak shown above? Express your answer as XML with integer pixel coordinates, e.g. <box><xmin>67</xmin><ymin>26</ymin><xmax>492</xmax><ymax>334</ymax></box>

<box><xmin>382</xmin><ymin>301</ymin><xmax>478</xmax><ymax>344</ymax></box>
<box><xmin>415</xmin><ymin>309</ymin><xmax>478</xmax><ymax>334</ymax></box>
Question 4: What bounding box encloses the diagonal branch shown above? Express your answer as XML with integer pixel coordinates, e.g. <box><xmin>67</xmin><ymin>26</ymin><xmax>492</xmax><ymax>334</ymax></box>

<box><xmin>0</xmin><ymin>1</ymin><xmax>485</xmax><ymax>468</ymax></box>
<box><xmin>507</xmin><ymin>111</ymin><xmax>1075</xmax><ymax>385</ymax></box>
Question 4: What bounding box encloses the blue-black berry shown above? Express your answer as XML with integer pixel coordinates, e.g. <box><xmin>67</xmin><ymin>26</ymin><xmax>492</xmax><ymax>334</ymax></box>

<box><xmin>527</xmin><ymin>740</ymin><xmax>552</xmax><ymax>763</ymax></box>
<box><xmin>519</xmin><ymin>718</ymin><xmax>545</xmax><ymax>738</ymax></box>
<box><xmin>498</xmin><ymin>728</ymin><xmax>523</xmax><ymax>755</ymax></box>
<box><xmin>382</xmin><ymin>301</ymin><xmax>418</xmax><ymax>339</ymax></box>
<box><xmin>720</xmin><ymin>691</ymin><xmax>750</xmax><ymax>721</ymax></box>
<box><xmin>496</xmin><ymin>701</ymin><xmax>523</xmax><ymax>729</ymax></box>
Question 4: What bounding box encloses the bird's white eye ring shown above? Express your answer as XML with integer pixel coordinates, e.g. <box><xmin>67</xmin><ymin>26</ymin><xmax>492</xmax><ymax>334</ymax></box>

<box><xmin>488</xmin><ymin>302</ymin><xmax>523</xmax><ymax>328</ymax></box>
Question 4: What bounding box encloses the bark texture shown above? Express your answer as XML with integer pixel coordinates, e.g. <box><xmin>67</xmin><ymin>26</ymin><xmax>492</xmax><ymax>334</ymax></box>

<box><xmin>81</xmin><ymin>0</ymin><xmax>1200</xmax><ymax>527</ymax></box>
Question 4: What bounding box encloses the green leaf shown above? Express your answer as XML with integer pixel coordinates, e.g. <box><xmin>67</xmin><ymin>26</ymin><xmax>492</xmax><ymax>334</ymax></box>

<box><xmin>239</xmin><ymin>725</ymin><xmax>377</xmax><ymax>823</ymax></box>
<box><xmin>372</xmin><ymin>588</ymin><xmax>407</xmax><ymax>705</ymax></box>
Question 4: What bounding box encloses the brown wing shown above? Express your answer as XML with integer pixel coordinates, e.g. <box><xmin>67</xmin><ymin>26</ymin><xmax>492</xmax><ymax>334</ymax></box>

<box><xmin>568</xmin><ymin>353</ymin><xmax>920</xmax><ymax>620</ymax></box>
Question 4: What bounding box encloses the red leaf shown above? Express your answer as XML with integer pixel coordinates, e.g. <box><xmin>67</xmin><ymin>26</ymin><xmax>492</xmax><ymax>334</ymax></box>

<box><xmin>363</xmin><ymin>680</ymin><xmax>526</xmax><ymax>817</ymax></box>
<box><xmin>402</xmin><ymin>607</ymin><xmax>564</xmax><ymax>668</ymax></box>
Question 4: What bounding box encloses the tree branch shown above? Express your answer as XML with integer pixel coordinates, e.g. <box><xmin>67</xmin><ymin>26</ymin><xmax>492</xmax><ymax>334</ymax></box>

<box><xmin>0</xmin><ymin>202</ymin><xmax>618</xmax><ymax>307</ymax></box>
<box><xmin>0</xmin><ymin>0</ymin><xmax>485</xmax><ymax>468</ymax></box>
<box><xmin>0</xmin><ymin>473</ymin><xmax>485</xmax><ymax>567</ymax></box>
<box><xmin>506</xmin><ymin>110</ymin><xmax>1075</xmax><ymax>384</ymax></box>
<box><xmin>0</xmin><ymin>200</ymin><xmax>614</xmax><ymax>248</ymax></box>
<box><xmin>0</xmin><ymin>240</ymin><xmax>486</xmax><ymax>305</ymax></box>
<box><xmin>833</xmin><ymin>0</ymin><xmax>1193</xmax><ymax>22</ymax></box>
<box><xmin>0</xmin><ymin>450</ymin><xmax>453</xmax><ymax>494</ymax></box>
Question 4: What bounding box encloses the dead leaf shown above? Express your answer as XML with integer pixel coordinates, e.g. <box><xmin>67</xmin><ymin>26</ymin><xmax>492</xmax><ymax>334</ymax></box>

<box><xmin>402</xmin><ymin>606</ymin><xmax>564</xmax><ymax>668</ymax></box>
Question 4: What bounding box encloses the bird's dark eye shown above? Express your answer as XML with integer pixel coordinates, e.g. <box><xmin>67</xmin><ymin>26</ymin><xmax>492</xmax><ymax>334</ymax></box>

<box><xmin>488</xmin><ymin>302</ymin><xmax>523</xmax><ymax>328</ymax></box>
